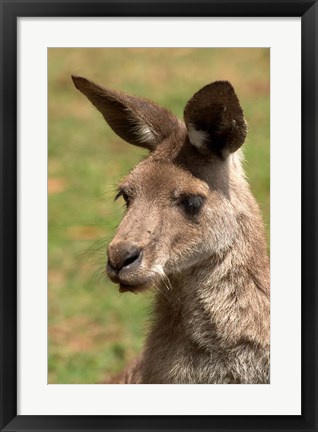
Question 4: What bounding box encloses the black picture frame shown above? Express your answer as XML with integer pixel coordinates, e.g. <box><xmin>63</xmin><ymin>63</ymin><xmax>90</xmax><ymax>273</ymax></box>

<box><xmin>1</xmin><ymin>1</ymin><xmax>317</xmax><ymax>431</ymax></box>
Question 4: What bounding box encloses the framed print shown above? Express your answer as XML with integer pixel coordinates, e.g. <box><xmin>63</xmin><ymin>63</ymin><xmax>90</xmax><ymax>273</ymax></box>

<box><xmin>0</xmin><ymin>1</ymin><xmax>317</xmax><ymax>431</ymax></box>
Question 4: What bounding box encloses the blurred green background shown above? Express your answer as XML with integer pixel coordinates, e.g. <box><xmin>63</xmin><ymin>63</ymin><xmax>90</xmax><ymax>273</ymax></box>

<box><xmin>48</xmin><ymin>48</ymin><xmax>270</xmax><ymax>383</ymax></box>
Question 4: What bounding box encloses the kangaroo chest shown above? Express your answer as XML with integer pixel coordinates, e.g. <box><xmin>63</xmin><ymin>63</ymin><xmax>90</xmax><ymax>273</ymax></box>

<box><xmin>138</xmin><ymin>302</ymin><xmax>269</xmax><ymax>384</ymax></box>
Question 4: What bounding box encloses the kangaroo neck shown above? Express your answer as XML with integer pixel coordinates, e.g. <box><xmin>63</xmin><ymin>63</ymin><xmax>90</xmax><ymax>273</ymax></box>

<box><xmin>154</xmin><ymin>248</ymin><xmax>270</xmax><ymax>350</ymax></box>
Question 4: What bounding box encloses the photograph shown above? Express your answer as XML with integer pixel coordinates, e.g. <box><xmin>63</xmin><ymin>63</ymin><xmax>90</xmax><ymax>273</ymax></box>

<box><xmin>48</xmin><ymin>48</ymin><xmax>270</xmax><ymax>384</ymax></box>
<box><xmin>1</xmin><ymin>0</ymin><xmax>317</xmax><ymax>429</ymax></box>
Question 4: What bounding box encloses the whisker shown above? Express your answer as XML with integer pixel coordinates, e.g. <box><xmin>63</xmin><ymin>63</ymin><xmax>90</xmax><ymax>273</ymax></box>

<box><xmin>95</xmin><ymin>184</ymin><xmax>120</xmax><ymax>200</ymax></box>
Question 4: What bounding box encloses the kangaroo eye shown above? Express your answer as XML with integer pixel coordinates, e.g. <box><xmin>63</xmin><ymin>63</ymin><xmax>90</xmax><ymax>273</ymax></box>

<box><xmin>180</xmin><ymin>195</ymin><xmax>205</xmax><ymax>216</ymax></box>
<box><xmin>115</xmin><ymin>190</ymin><xmax>130</xmax><ymax>206</ymax></box>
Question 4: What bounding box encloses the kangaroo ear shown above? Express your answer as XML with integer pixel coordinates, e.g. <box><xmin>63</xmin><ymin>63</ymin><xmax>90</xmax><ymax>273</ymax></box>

<box><xmin>72</xmin><ymin>75</ymin><xmax>177</xmax><ymax>151</ymax></box>
<box><xmin>184</xmin><ymin>81</ymin><xmax>247</xmax><ymax>158</ymax></box>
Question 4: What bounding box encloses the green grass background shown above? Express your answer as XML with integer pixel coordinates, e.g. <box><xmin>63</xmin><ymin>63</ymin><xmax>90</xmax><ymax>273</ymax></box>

<box><xmin>48</xmin><ymin>48</ymin><xmax>270</xmax><ymax>383</ymax></box>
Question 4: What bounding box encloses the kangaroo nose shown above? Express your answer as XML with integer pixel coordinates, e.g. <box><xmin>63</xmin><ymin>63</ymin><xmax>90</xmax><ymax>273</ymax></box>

<box><xmin>107</xmin><ymin>244</ymin><xmax>142</xmax><ymax>273</ymax></box>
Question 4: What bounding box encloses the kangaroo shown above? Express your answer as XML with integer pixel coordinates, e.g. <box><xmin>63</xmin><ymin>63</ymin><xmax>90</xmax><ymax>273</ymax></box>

<box><xmin>72</xmin><ymin>76</ymin><xmax>270</xmax><ymax>384</ymax></box>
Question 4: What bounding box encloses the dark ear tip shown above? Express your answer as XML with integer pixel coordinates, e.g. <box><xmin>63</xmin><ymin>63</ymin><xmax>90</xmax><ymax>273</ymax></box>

<box><xmin>208</xmin><ymin>80</ymin><xmax>235</xmax><ymax>93</ymax></box>
<box><xmin>71</xmin><ymin>75</ymin><xmax>89</xmax><ymax>90</ymax></box>
<box><xmin>213</xmin><ymin>80</ymin><xmax>233</xmax><ymax>86</ymax></box>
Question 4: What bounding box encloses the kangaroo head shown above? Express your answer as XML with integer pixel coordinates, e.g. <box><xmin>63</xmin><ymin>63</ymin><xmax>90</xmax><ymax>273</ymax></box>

<box><xmin>73</xmin><ymin>76</ymin><xmax>248</xmax><ymax>293</ymax></box>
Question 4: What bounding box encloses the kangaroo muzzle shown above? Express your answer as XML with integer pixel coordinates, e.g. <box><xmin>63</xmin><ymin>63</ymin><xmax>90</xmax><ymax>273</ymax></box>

<box><xmin>107</xmin><ymin>242</ymin><xmax>143</xmax><ymax>284</ymax></box>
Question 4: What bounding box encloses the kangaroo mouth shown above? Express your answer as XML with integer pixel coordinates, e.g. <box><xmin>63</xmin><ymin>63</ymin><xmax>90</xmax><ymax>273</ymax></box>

<box><xmin>118</xmin><ymin>281</ymin><xmax>149</xmax><ymax>293</ymax></box>
<box><xmin>108</xmin><ymin>271</ymin><xmax>153</xmax><ymax>293</ymax></box>
<box><xmin>106</xmin><ymin>261</ymin><xmax>157</xmax><ymax>293</ymax></box>
<box><xmin>107</xmin><ymin>271</ymin><xmax>151</xmax><ymax>293</ymax></box>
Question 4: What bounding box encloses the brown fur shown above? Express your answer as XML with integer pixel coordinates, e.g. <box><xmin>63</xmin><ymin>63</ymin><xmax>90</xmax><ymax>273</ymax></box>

<box><xmin>73</xmin><ymin>76</ymin><xmax>270</xmax><ymax>384</ymax></box>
